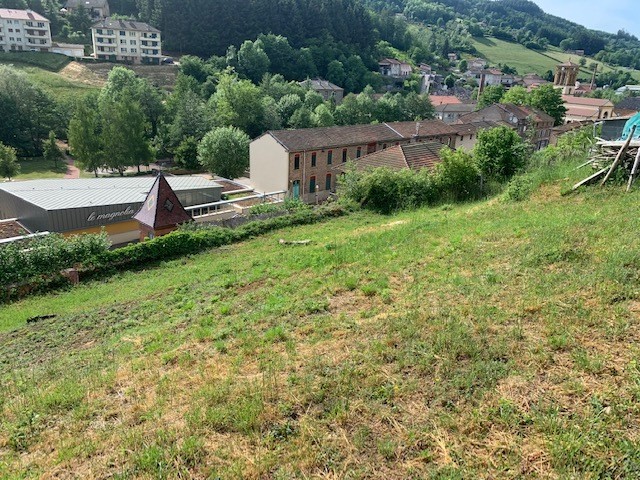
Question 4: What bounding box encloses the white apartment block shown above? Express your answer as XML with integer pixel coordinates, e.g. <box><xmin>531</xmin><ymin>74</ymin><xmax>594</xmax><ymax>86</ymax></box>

<box><xmin>92</xmin><ymin>18</ymin><xmax>161</xmax><ymax>65</ymax></box>
<box><xmin>0</xmin><ymin>9</ymin><xmax>52</xmax><ymax>53</ymax></box>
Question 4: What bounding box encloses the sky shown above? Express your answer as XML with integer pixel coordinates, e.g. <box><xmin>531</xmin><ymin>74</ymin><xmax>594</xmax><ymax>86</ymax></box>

<box><xmin>533</xmin><ymin>0</ymin><xmax>639</xmax><ymax>38</ymax></box>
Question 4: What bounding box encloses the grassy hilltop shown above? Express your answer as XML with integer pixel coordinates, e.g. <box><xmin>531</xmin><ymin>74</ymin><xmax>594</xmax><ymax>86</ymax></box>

<box><xmin>2</xmin><ymin>162</ymin><xmax>640</xmax><ymax>478</ymax></box>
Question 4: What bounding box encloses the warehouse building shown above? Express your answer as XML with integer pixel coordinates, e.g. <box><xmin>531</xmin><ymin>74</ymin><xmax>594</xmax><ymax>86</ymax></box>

<box><xmin>0</xmin><ymin>176</ymin><xmax>222</xmax><ymax>245</ymax></box>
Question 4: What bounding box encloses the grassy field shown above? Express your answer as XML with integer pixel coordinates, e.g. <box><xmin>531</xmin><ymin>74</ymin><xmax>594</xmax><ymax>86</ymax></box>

<box><xmin>14</xmin><ymin>157</ymin><xmax>68</xmax><ymax>180</ymax></box>
<box><xmin>2</xmin><ymin>161</ymin><xmax>640</xmax><ymax>478</ymax></box>
<box><xmin>0</xmin><ymin>52</ymin><xmax>70</xmax><ymax>71</ymax></box>
<box><xmin>471</xmin><ymin>37</ymin><xmax>640</xmax><ymax>82</ymax></box>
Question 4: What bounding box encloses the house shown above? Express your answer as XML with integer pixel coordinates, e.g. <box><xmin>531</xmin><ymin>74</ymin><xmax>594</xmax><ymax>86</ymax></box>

<box><xmin>299</xmin><ymin>78</ymin><xmax>344</xmax><ymax>104</ymax></box>
<box><xmin>334</xmin><ymin>141</ymin><xmax>450</xmax><ymax>173</ymax></box>
<box><xmin>64</xmin><ymin>0</ymin><xmax>110</xmax><ymax>19</ymax></box>
<box><xmin>521</xmin><ymin>73</ymin><xmax>550</xmax><ymax>90</ymax></box>
<box><xmin>0</xmin><ymin>8</ymin><xmax>51</xmax><ymax>53</ymax></box>
<box><xmin>249</xmin><ymin>120</ymin><xmax>458</xmax><ymax>202</ymax></box>
<box><xmin>549</xmin><ymin>120</ymin><xmax>593</xmax><ymax>146</ymax></box>
<box><xmin>435</xmin><ymin>103</ymin><xmax>477</xmax><ymax>124</ymax></box>
<box><xmin>479</xmin><ymin>69</ymin><xmax>504</xmax><ymax>92</ymax></box>
<box><xmin>92</xmin><ymin>18</ymin><xmax>161</xmax><ymax>64</ymax></box>
<box><xmin>452</xmin><ymin>121</ymin><xmax>505</xmax><ymax>150</ymax></box>
<box><xmin>562</xmin><ymin>95</ymin><xmax>614</xmax><ymax>122</ymax></box>
<box><xmin>468</xmin><ymin>58</ymin><xmax>486</xmax><ymax>70</ymax></box>
<box><xmin>614</xmin><ymin>97</ymin><xmax>640</xmax><ymax>118</ymax></box>
<box><xmin>51</xmin><ymin>41</ymin><xmax>84</xmax><ymax>57</ymax></box>
<box><xmin>429</xmin><ymin>95</ymin><xmax>461</xmax><ymax>107</ymax></box>
<box><xmin>458</xmin><ymin>103</ymin><xmax>555</xmax><ymax>150</ymax></box>
<box><xmin>379</xmin><ymin>58</ymin><xmax>412</xmax><ymax>77</ymax></box>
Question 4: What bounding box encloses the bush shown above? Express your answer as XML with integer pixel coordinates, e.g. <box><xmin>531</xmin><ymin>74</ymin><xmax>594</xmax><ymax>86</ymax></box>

<box><xmin>502</xmin><ymin>176</ymin><xmax>534</xmax><ymax>202</ymax></box>
<box><xmin>0</xmin><ymin>232</ymin><xmax>110</xmax><ymax>287</ymax></box>
<box><xmin>434</xmin><ymin>148</ymin><xmax>482</xmax><ymax>201</ymax></box>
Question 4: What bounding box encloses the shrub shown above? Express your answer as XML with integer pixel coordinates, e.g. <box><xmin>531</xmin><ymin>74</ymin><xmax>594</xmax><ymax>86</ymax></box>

<box><xmin>434</xmin><ymin>148</ymin><xmax>482</xmax><ymax>201</ymax></box>
<box><xmin>0</xmin><ymin>232</ymin><xmax>110</xmax><ymax>287</ymax></box>
<box><xmin>474</xmin><ymin>126</ymin><xmax>530</xmax><ymax>180</ymax></box>
<box><xmin>502</xmin><ymin>176</ymin><xmax>534</xmax><ymax>202</ymax></box>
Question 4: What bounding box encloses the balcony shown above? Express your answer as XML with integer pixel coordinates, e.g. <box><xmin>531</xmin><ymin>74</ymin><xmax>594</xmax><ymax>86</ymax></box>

<box><xmin>25</xmin><ymin>30</ymin><xmax>47</xmax><ymax>37</ymax></box>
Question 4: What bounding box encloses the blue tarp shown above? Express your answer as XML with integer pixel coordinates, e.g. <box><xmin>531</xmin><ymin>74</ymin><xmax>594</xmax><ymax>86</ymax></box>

<box><xmin>621</xmin><ymin>112</ymin><xmax>640</xmax><ymax>140</ymax></box>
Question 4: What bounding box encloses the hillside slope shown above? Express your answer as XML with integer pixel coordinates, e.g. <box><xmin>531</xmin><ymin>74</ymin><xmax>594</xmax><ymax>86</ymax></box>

<box><xmin>2</xmin><ymin>167</ymin><xmax>640</xmax><ymax>478</ymax></box>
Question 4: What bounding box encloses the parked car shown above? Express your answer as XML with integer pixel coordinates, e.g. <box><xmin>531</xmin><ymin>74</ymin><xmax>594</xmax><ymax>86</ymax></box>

<box><xmin>161</xmin><ymin>56</ymin><xmax>174</xmax><ymax>64</ymax></box>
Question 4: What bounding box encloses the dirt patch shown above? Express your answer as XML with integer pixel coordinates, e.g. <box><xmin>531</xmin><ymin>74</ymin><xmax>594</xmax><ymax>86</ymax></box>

<box><xmin>59</xmin><ymin>61</ymin><xmax>105</xmax><ymax>87</ymax></box>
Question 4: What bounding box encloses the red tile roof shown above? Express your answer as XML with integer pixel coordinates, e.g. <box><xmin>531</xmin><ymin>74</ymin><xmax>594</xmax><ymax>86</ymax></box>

<box><xmin>429</xmin><ymin>95</ymin><xmax>462</xmax><ymax>106</ymax></box>
<box><xmin>562</xmin><ymin>95</ymin><xmax>613</xmax><ymax>107</ymax></box>
<box><xmin>335</xmin><ymin>142</ymin><xmax>448</xmax><ymax>172</ymax></box>
<box><xmin>0</xmin><ymin>8</ymin><xmax>48</xmax><ymax>21</ymax></box>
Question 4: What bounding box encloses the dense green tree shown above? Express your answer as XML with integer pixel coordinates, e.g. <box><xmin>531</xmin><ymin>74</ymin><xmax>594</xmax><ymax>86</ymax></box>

<box><xmin>477</xmin><ymin>85</ymin><xmax>506</xmax><ymax>109</ymax></box>
<box><xmin>326</xmin><ymin>60</ymin><xmax>347</xmax><ymax>87</ymax></box>
<box><xmin>474</xmin><ymin>126</ymin><xmax>529</xmax><ymax>180</ymax></box>
<box><xmin>197</xmin><ymin>127</ymin><xmax>250</xmax><ymax>179</ymax></box>
<box><xmin>68</xmin><ymin>95</ymin><xmax>103</xmax><ymax>176</ymax></box>
<box><xmin>174</xmin><ymin>136</ymin><xmax>201</xmax><ymax>170</ymax></box>
<box><xmin>289</xmin><ymin>107</ymin><xmax>314</xmax><ymax>129</ymax></box>
<box><xmin>501</xmin><ymin>85</ymin><xmax>529</xmax><ymax>105</ymax></box>
<box><xmin>0</xmin><ymin>142</ymin><xmax>20</xmax><ymax>180</ymax></box>
<box><xmin>528</xmin><ymin>84</ymin><xmax>566</xmax><ymax>126</ymax></box>
<box><xmin>0</xmin><ymin>66</ymin><xmax>60</xmax><ymax>156</ymax></box>
<box><xmin>208</xmin><ymin>72</ymin><xmax>265</xmax><ymax>138</ymax></box>
<box><xmin>43</xmin><ymin>131</ymin><xmax>63</xmax><ymax>169</ymax></box>
<box><xmin>312</xmin><ymin>104</ymin><xmax>336</xmax><ymax>127</ymax></box>
<box><xmin>237</xmin><ymin>40</ymin><xmax>271</xmax><ymax>84</ymax></box>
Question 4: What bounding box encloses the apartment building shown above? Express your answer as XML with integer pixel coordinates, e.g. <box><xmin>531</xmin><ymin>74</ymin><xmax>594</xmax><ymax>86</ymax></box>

<box><xmin>0</xmin><ymin>9</ymin><xmax>51</xmax><ymax>53</ymax></box>
<box><xmin>92</xmin><ymin>18</ymin><xmax>161</xmax><ymax>64</ymax></box>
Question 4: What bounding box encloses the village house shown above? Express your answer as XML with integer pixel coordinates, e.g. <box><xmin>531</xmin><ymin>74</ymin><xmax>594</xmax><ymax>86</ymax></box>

<box><xmin>92</xmin><ymin>17</ymin><xmax>161</xmax><ymax>64</ymax></box>
<box><xmin>452</xmin><ymin>121</ymin><xmax>505</xmax><ymax>150</ymax></box>
<box><xmin>562</xmin><ymin>95</ymin><xmax>615</xmax><ymax>123</ymax></box>
<box><xmin>614</xmin><ymin>97</ymin><xmax>640</xmax><ymax>118</ymax></box>
<box><xmin>521</xmin><ymin>73</ymin><xmax>550</xmax><ymax>90</ymax></box>
<box><xmin>458</xmin><ymin>103</ymin><xmax>554</xmax><ymax>150</ymax></box>
<box><xmin>379</xmin><ymin>58</ymin><xmax>412</xmax><ymax>77</ymax></box>
<box><xmin>299</xmin><ymin>78</ymin><xmax>344</xmax><ymax>104</ymax></box>
<box><xmin>478</xmin><ymin>68</ymin><xmax>504</xmax><ymax>92</ymax></box>
<box><xmin>64</xmin><ymin>0</ymin><xmax>110</xmax><ymax>19</ymax></box>
<box><xmin>436</xmin><ymin>103</ymin><xmax>477</xmax><ymax>124</ymax></box>
<box><xmin>0</xmin><ymin>8</ymin><xmax>51</xmax><ymax>52</ymax></box>
<box><xmin>250</xmin><ymin>120</ymin><xmax>458</xmax><ymax>202</ymax></box>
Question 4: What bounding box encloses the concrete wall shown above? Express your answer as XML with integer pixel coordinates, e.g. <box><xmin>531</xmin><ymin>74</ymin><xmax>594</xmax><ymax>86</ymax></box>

<box><xmin>250</xmin><ymin>134</ymin><xmax>289</xmax><ymax>194</ymax></box>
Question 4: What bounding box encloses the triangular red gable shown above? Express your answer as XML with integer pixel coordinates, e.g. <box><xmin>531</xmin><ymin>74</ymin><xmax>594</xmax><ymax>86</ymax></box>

<box><xmin>133</xmin><ymin>173</ymin><xmax>193</xmax><ymax>229</ymax></box>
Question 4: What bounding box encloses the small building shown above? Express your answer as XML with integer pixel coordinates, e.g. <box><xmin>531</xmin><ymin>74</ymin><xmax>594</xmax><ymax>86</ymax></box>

<box><xmin>133</xmin><ymin>173</ymin><xmax>193</xmax><ymax>240</ymax></box>
<box><xmin>250</xmin><ymin>120</ymin><xmax>458</xmax><ymax>203</ymax></box>
<box><xmin>468</xmin><ymin>58</ymin><xmax>486</xmax><ymax>70</ymax></box>
<box><xmin>521</xmin><ymin>73</ymin><xmax>550</xmax><ymax>90</ymax></box>
<box><xmin>458</xmin><ymin>103</ymin><xmax>554</xmax><ymax>150</ymax></box>
<box><xmin>51</xmin><ymin>41</ymin><xmax>84</xmax><ymax>57</ymax></box>
<box><xmin>0</xmin><ymin>176</ymin><xmax>221</xmax><ymax>245</ymax></box>
<box><xmin>379</xmin><ymin>58</ymin><xmax>412</xmax><ymax>77</ymax></box>
<box><xmin>299</xmin><ymin>78</ymin><xmax>344</xmax><ymax>104</ymax></box>
<box><xmin>562</xmin><ymin>95</ymin><xmax>614</xmax><ymax>123</ymax></box>
<box><xmin>92</xmin><ymin>17</ymin><xmax>161</xmax><ymax>64</ymax></box>
<box><xmin>616</xmin><ymin>85</ymin><xmax>640</xmax><ymax>95</ymax></box>
<box><xmin>435</xmin><ymin>103</ymin><xmax>477</xmax><ymax>124</ymax></box>
<box><xmin>479</xmin><ymin>68</ymin><xmax>504</xmax><ymax>92</ymax></box>
<box><xmin>64</xmin><ymin>0</ymin><xmax>110</xmax><ymax>19</ymax></box>
<box><xmin>429</xmin><ymin>95</ymin><xmax>461</xmax><ymax>107</ymax></box>
<box><xmin>334</xmin><ymin>141</ymin><xmax>450</xmax><ymax>173</ymax></box>
<box><xmin>0</xmin><ymin>8</ymin><xmax>52</xmax><ymax>53</ymax></box>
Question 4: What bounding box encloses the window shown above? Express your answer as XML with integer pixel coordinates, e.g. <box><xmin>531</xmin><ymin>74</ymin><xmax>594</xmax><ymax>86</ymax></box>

<box><xmin>325</xmin><ymin>173</ymin><xmax>332</xmax><ymax>191</ymax></box>
<box><xmin>130</xmin><ymin>40</ymin><xmax>136</xmax><ymax>45</ymax></box>
<box><xmin>120</xmin><ymin>48</ymin><xmax>127</xmax><ymax>52</ymax></box>
<box><xmin>129</xmin><ymin>32</ymin><xmax>136</xmax><ymax>36</ymax></box>
<box><xmin>327</xmin><ymin>150</ymin><xmax>332</xmax><ymax>165</ymax></box>
<box><xmin>120</xmin><ymin>30</ymin><xmax>125</xmax><ymax>35</ymax></box>
<box><xmin>342</xmin><ymin>148</ymin><xmax>347</xmax><ymax>163</ymax></box>
<box><xmin>356</xmin><ymin>147</ymin><xmax>362</xmax><ymax>158</ymax></box>
<box><xmin>294</xmin><ymin>154</ymin><xmax>300</xmax><ymax>170</ymax></box>
<box><xmin>107</xmin><ymin>29</ymin><xmax>113</xmax><ymax>35</ymax></box>
<box><xmin>131</xmin><ymin>48</ymin><xmax>137</xmax><ymax>53</ymax></box>
<box><xmin>309</xmin><ymin>176</ymin><xmax>316</xmax><ymax>193</ymax></box>
<box><xmin>97</xmin><ymin>29</ymin><xmax>102</xmax><ymax>34</ymax></box>
<box><xmin>383</xmin><ymin>143</ymin><xmax>387</xmax><ymax>150</ymax></box>
<box><xmin>120</xmin><ymin>39</ymin><xmax>126</xmax><ymax>44</ymax></box>
<box><xmin>311</xmin><ymin>152</ymin><xmax>316</xmax><ymax>167</ymax></box>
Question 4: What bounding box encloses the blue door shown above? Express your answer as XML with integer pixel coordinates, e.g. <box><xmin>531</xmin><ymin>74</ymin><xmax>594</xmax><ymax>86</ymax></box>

<box><xmin>292</xmin><ymin>180</ymin><xmax>300</xmax><ymax>199</ymax></box>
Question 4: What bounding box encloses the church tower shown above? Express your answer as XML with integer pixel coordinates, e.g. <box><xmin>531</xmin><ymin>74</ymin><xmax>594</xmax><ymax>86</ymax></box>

<box><xmin>554</xmin><ymin>60</ymin><xmax>580</xmax><ymax>96</ymax></box>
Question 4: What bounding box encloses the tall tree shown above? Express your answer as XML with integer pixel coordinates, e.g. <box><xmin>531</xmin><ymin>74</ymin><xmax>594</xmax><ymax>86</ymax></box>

<box><xmin>477</xmin><ymin>85</ymin><xmax>506</xmax><ymax>109</ymax></box>
<box><xmin>68</xmin><ymin>95</ymin><xmax>103</xmax><ymax>176</ymax></box>
<box><xmin>0</xmin><ymin>142</ymin><xmax>20</xmax><ymax>180</ymax></box>
<box><xmin>43</xmin><ymin>131</ymin><xmax>63</xmax><ymax>169</ymax></box>
<box><xmin>474</xmin><ymin>126</ymin><xmax>529</xmax><ymax>180</ymax></box>
<box><xmin>197</xmin><ymin>127</ymin><xmax>250</xmax><ymax>179</ymax></box>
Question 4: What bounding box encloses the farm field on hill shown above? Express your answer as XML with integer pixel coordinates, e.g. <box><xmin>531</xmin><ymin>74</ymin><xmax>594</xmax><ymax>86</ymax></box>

<box><xmin>2</xmin><ymin>165</ymin><xmax>640</xmax><ymax>478</ymax></box>
<box><xmin>471</xmin><ymin>37</ymin><xmax>640</xmax><ymax>82</ymax></box>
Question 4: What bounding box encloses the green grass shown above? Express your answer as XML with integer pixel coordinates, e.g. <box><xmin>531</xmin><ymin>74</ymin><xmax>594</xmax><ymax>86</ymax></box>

<box><xmin>0</xmin><ymin>51</ymin><xmax>70</xmax><ymax>71</ymax></box>
<box><xmin>14</xmin><ymin>157</ymin><xmax>68</xmax><ymax>180</ymax></box>
<box><xmin>471</xmin><ymin>36</ymin><xmax>640</xmax><ymax>82</ymax></box>
<box><xmin>2</xmin><ymin>159</ymin><xmax>640</xmax><ymax>478</ymax></box>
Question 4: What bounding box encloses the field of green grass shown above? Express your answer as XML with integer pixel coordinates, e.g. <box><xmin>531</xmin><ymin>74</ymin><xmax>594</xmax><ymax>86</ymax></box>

<box><xmin>14</xmin><ymin>157</ymin><xmax>68</xmax><ymax>180</ymax></box>
<box><xmin>2</xmin><ymin>160</ymin><xmax>640</xmax><ymax>478</ymax></box>
<box><xmin>471</xmin><ymin>37</ymin><xmax>640</xmax><ymax>82</ymax></box>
